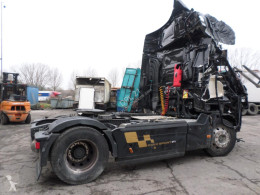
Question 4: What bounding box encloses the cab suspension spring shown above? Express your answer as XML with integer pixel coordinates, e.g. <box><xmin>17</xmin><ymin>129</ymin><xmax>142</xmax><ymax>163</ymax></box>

<box><xmin>164</xmin><ymin>86</ymin><xmax>170</xmax><ymax>115</ymax></box>
<box><xmin>159</xmin><ymin>87</ymin><xmax>165</xmax><ymax>115</ymax></box>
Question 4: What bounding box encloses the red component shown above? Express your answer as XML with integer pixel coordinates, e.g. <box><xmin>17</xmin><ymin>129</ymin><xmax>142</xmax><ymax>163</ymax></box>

<box><xmin>51</xmin><ymin>91</ymin><xmax>61</xmax><ymax>97</ymax></box>
<box><xmin>35</xmin><ymin>142</ymin><xmax>40</xmax><ymax>149</ymax></box>
<box><xmin>173</xmin><ymin>64</ymin><xmax>182</xmax><ymax>87</ymax></box>
<box><xmin>129</xmin><ymin>147</ymin><xmax>134</xmax><ymax>154</ymax></box>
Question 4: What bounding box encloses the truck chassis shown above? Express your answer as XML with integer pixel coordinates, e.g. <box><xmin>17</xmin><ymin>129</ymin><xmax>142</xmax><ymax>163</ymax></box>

<box><xmin>30</xmin><ymin>0</ymin><xmax>247</xmax><ymax>184</ymax></box>
<box><xmin>32</xmin><ymin>112</ymin><xmax>237</xmax><ymax>184</ymax></box>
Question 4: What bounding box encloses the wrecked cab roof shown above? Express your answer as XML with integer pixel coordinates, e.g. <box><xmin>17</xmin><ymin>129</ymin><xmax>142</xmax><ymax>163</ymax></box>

<box><xmin>143</xmin><ymin>0</ymin><xmax>235</xmax><ymax>53</ymax></box>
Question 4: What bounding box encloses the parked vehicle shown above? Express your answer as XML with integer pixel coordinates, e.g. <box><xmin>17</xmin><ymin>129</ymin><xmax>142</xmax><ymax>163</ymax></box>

<box><xmin>0</xmin><ymin>72</ymin><xmax>31</xmax><ymax>125</ymax></box>
<box><xmin>234</xmin><ymin>65</ymin><xmax>260</xmax><ymax>115</ymax></box>
<box><xmin>30</xmin><ymin>0</ymin><xmax>247</xmax><ymax>185</ymax></box>
<box><xmin>109</xmin><ymin>87</ymin><xmax>120</xmax><ymax>110</ymax></box>
<box><xmin>74</xmin><ymin>77</ymin><xmax>111</xmax><ymax>110</ymax></box>
<box><xmin>38</xmin><ymin>91</ymin><xmax>60</xmax><ymax>102</ymax></box>
<box><xmin>117</xmin><ymin>68</ymin><xmax>141</xmax><ymax>112</ymax></box>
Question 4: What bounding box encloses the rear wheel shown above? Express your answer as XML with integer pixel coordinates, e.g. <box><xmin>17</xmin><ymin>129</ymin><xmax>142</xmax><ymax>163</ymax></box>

<box><xmin>1</xmin><ymin>113</ymin><xmax>9</xmax><ymax>125</ymax></box>
<box><xmin>50</xmin><ymin>126</ymin><xmax>109</xmax><ymax>184</ymax></box>
<box><xmin>248</xmin><ymin>103</ymin><xmax>258</xmax><ymax>115</ymax></box>
<box><xmin>205</xmin><ymin>119</ymin><xmax>236</xmax><ymax>157</ymax></box>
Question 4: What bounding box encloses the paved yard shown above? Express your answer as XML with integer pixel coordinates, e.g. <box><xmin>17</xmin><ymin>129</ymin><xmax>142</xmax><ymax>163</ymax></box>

<box><xmin>0</xmin><ymin>110</ymin><xmax>260</xmax><ymax>195</ymax></box>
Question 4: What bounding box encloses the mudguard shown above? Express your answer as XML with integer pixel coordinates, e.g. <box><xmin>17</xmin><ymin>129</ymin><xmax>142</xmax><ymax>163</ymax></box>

<box><xmin>47</xmin><ymin>116</ymin><xmax>108</xmax><ymax>133</ymax></box>
<box><xmin>32</xmin><ymin>116</ymin><xmax>114</xmax><ymax>180</ymax></box>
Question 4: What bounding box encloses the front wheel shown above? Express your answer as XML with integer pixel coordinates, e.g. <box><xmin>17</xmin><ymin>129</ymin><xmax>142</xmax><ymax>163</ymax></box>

<box><xmin>50</xmin><ymin>126</ymin><xmax>109</xmax><ymax>184</ymax></box>
<box><xmin>25</xmin><ymin>113</ymin><xmax>31</xmax><ymax>124</ymax></box>
<box><xmin>205</xmin><ymin>119</ymin><xmax>236</xmax><ymax>157</ymax></box>
<box><xmin>1</xmin><ymin>113</ymin><xmax>9</xmax><ymax>125</ymax></box>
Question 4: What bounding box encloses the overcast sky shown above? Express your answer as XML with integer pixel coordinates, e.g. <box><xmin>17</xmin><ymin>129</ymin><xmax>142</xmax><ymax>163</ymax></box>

<box><xmin>2</xmin><ymin>0</ymin><xmax>260</xmax><ymax>89</ymax></box>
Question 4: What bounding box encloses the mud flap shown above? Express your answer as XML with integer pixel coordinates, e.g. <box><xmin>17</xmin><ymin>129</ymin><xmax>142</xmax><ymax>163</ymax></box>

<box><xmin>36</xmin><ymin>152</ymin><xmax>42</xmax><ymax>181</ymax></box>
<box><xmin>34</xmin><ymin>132</ymin><xmax>59</xmax><ymax>181</ymax></box>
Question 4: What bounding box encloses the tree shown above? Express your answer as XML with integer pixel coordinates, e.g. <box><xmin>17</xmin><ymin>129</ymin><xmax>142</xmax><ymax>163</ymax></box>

<box><xmin>84</xmin><ymin>67</ymin><xmax>97</xmax><ymax>77</ymax></box>
<box><xmin>17</xmin><ymin>63</ymin><xmax>51</xmax><ymax>90</ymax></box>
<box><xmin>228</xmin><ymin>47</ymin><xmax>260</xmax><ymax>70</ymax></box>
<box><xmin>228</xmin><ymin>47</ymin><xmax>260</xmax><ymax>83</ymax></box>
<box><xmin>69</xmin><ymin>70</ymin><xmax>78</xmax><ymax>90</ymax></box>
<box><xmin>108</xmin><ymin>68</ymin><xmax>119</xmax><ymax>87</ymax></box>
<box><xmin>49</xmin><ymin>68</ymin><xmax>63</xmax><ymax>91</ymax></box>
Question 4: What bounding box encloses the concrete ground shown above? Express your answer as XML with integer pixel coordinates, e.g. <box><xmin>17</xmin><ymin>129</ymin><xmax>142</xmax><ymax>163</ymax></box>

<box><xmin>0</xmin><ymin>109</ymin><xmax>260</xmax><ymax>195</ymax></box>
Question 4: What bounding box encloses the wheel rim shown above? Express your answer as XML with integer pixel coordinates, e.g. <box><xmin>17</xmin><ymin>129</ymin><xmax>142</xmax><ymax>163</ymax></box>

<box><xmin>212</xmin><ymin>126</ymin><xmax>231</xmax><ymax>149</ymax></box>
<box><xmin>250</xmin><ymin>106</ymin><xmax>255</xmax><ymax>112</ymax></box>
<box><xmin>65</xmin><ymin>139</ymin><xmax>98</xmax><ymax>172</ymax></box>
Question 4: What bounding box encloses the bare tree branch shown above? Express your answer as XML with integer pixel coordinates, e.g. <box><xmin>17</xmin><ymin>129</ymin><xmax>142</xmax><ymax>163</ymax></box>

<box><xmin>17</xmin><ymin>63</ymin><xmax>51</xmax><ymax>90</ymax></box>
<box><xmin>49</xmin><ymin>68</ymin><xmax>63</xmax><ymax>91</ymax></box>
<box><xmin>228</xmin><ymin>48</ymin><xmax>260</xmax><ymax>83</ymax></box>
<box><xmin>228</xmin><ymin>47</ymin><xmax>260</xmax><ymax>70</ymax></box>
<box><xmin>84</xmin><ymin>67</ymin><xmax>97</xmax><ymax>77</ymax></box>
<box><xmin>69</xmin><ymin>70</ymin><xmax>78</xmax><ymax>90</ymax></box>
<box><xmin>108</xmin><ymin>68</ymin><xmax>119</xmax><ymax>87</ymax></box>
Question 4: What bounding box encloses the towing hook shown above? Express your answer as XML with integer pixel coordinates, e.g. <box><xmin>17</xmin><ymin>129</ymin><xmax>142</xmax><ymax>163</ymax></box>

<box><xmin>236</xmin><ymin>138</ymin><xmax>245</xmax><ymax>143</ymax></box>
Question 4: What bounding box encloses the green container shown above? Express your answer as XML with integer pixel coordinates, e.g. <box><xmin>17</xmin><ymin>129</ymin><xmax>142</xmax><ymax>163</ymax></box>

<box><xmin>50</xmin><ymin>98</ymin><xmax>74</xmax><ymax>109</ymax></box>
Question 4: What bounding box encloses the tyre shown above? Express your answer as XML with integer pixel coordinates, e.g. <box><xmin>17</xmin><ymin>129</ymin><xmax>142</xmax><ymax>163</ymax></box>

<box><xmin>205</xmin><ymin>119</ymin><xmax>236</xmax><ymax>157</ymax></box>
<box><xmin>50</xmin><ymin>126</ymin><xmax>109</xmax><ymax>184</ymax></box>
<box><xmin>242</xmin><ymin>109</ymin><xmax>247</xmax><ymax>116</ymax></box>
<box><xmin>248</xmin><ymin>103</ymin><xmax>258</xmax><ymax>115</ymax></box>
<box><xmin>1</xmin><ymin>113</ymin><xmax>9</xmax><ymax>125</ymax></box>
<box><xmin>25</xmin><ymin>113</ymin><xmax>31</xmax><ymax>124</ymax></box>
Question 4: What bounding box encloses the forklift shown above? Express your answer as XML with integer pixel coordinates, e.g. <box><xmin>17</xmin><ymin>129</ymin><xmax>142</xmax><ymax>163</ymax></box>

<box><xmin>0</xmin><ymin>72</ymin><xmax>31</xmax><ymax>125</ymax></box>
<box><xmin>30</xmin><ymin>0</ymin><xmax>248</xmax><ymax>185</ymax></box>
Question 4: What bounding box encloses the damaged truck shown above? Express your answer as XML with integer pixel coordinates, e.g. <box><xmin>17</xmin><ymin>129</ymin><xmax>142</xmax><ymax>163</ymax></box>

<box><xmin>30</xmin><ymin>0</ymin><xmax>248</xmax><ymax>184</ymax></box>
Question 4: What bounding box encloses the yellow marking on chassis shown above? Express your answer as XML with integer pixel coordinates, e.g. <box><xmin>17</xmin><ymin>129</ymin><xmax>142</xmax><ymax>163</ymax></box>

<box><xmin>124</xmin><ymin>132</ymin><xmax>154</xmax><ymax>148</ymax></box>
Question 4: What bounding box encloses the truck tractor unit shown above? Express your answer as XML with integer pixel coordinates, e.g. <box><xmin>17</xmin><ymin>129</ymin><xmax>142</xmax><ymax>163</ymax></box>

<box><xmin>234</xmin><ymin>65</ymin><xmax>260</xmax><ymax>115</ymax></box>
<box><xmin>30</xmin><ymin>0</ymin><xmax>248</xmax><ymax>185</ymax></box>
<box><xmin>0</xmin><ymin>72</ymin><xmax>31</xmax><ymax>125</ymax></box>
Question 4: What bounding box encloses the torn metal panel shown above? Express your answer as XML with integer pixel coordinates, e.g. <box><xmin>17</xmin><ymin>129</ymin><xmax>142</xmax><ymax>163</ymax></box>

<box><xmin>139</xmin><ymin>0</ymin><xmax>248</xmax><ymax>130</ymax></box>
<box><xmin>204</xmin><ymin>14</ymin><xmax>235</xmax><ymax>45</ymax></box>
